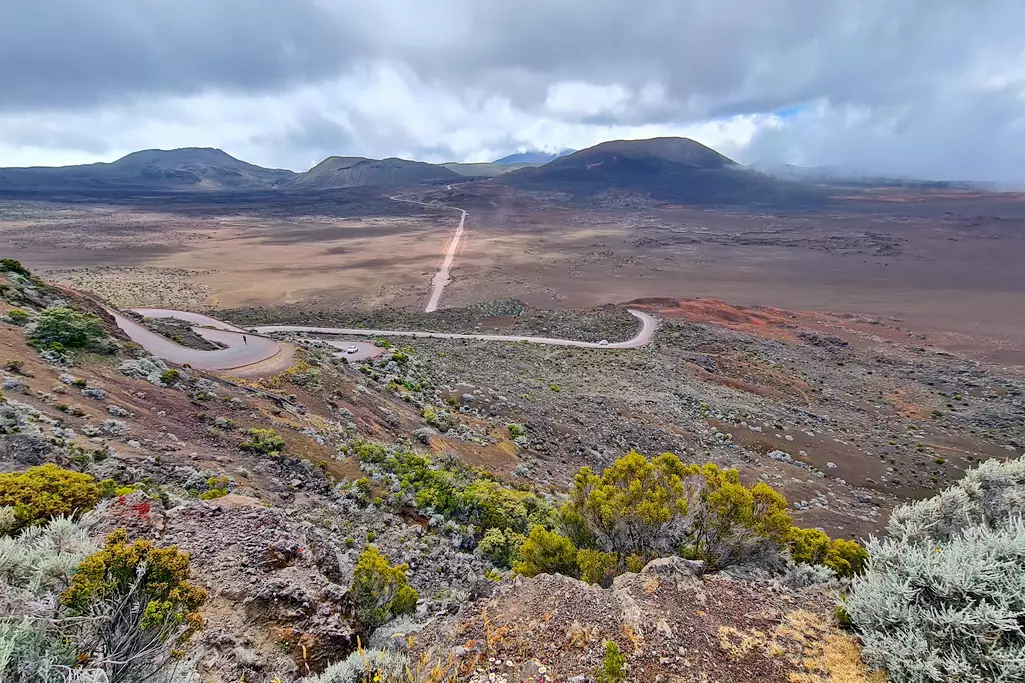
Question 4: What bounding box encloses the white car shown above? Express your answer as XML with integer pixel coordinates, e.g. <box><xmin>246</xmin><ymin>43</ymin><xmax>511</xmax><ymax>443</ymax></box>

<box><xmin>598</xmin><ymin>339</ymin><xmax>609</xmax><ymax>346</ymax></box>
<box><xmin>345</xmin><ymin>344</ymin><xmax>360</xmax><ymax>354</ymax></box>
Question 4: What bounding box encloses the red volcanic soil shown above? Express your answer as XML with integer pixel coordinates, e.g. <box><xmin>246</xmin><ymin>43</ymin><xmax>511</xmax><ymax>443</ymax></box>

<box><xmin>627</xmin><ymin>297</ymin><xmax>1025</xmax><ymax>369</ymax></box>
<box><xmin>627</xmin><ymin>297</ymin><xmax>800</xmax><ymax>342</ymax></box>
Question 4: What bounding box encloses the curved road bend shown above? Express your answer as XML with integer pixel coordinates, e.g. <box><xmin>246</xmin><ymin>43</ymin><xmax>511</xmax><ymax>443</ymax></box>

<box><xmin>114</xmin><ymin>308</ymin><xmax>658</xmax><ymax>371</ymax></box>
<box><xmin>389</xmin><ymin>193</ymin><xmax>468</xmax><ymax>313</ymax></box>
<box><xmin>108</xmin><ymin>308</ymin><xmax>279</xmax><ymax>371</ymax></box>
<box><xmin>253</xmin><ymin>308</ymin><xmax>658</xmax><ymax>350</ymax></box>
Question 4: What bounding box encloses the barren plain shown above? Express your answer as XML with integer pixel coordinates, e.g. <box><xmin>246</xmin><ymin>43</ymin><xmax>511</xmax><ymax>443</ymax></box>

<box><xmin>4</xmin><ymin>185</ymin><xmax>1025</xmax><ymax>365</ymax></box>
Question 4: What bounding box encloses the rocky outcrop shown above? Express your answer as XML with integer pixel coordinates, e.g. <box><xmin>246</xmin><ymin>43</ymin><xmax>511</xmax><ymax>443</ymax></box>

<box><xmin>409</xmin><ymin>557</ymin><xmax>877</xmax><ymax>682</ymax></box>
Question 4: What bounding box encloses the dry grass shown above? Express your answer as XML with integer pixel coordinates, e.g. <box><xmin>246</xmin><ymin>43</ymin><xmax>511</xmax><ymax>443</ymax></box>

<box><xmin>715</xmin><ymin>610</ymin><xmax>882</xmax><ymax>682</ymax></box>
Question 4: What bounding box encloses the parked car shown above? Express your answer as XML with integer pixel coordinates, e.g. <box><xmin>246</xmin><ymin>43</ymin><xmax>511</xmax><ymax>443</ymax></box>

<box><xmin>346</xmin><ymin>344</ymin><xmax>360</xmax><ymax>354</ymax></box>
<box><xmin>598</xmin><ymin>339</ymin><xmax>609</xmax><ymax>346</ymax></box>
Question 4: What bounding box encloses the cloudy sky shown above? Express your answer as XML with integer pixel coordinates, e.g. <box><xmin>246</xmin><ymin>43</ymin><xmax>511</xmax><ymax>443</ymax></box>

<box><xmin>2</xmin><ymin>0</ymin><xmax>1024</xmax><ymax>180</ymax></box>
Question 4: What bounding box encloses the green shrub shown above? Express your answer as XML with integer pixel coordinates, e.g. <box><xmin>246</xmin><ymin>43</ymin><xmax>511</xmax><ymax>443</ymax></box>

<box><xmin>349</xmin><ymin>441</ymin><xmax>553</xmax><ymax>545</ymax></box>
<box><xmin>198</xmin><ymin>476</ymin><xmax>229</xmax><ymax>500</ymax></box>
<box><xmin>421</xmin><ymin>405</ymin><xmax>456</xmax><ymax>431</ymax></box>
<box><xmin>624</xmin><ymin>553</ymin><xmax>646</xmax><ymax>573</ymax></box>
<box><xmin>28</xmin><ymin>306</ymin><xmax>107</xmax><ymax>350</ymax></box>
<box><xmin>288</xmin><ymin>367</ymin><xmax>322</xmax><ymax>389</ymax></box>
<box><xmin>461</xmin><ymin>479</ymin><xmax>545</xmax><ymax>534</ymax></box>
<box><xmin>507</xmin><ymin>423</ymin><xmax>526</xmax><ymax>438</ymax></box>
<box><xmin>0</xmin><ymin>464</ymin><xmax>101</xmax><ymax>533</ymax></box>
<box><xmin>787</xmin><ymin>527</ymin><xmax>868</xmax><ymax>578</ymax></box>
<box><xmin>239</xmin><ymin>428</ymin><xmax>285</xmax><ymax>456</ymax></box>
<box><xmin>0</xmin><ymin>259</ymin><xmax>31</xmax><ymax>277</ymax></box>
<box><xmin>3</xmin><ymin>359</ymin><xmax>23</xmax><ymax>373</ymax></box>
<box><xmin>564</xmin><ymin>452</ymin><xmax>811</xmax><ymax>572</ymax></box>
<box><xmin>513</xmin><ymin>526</ymin><xmax>579</xmax><ymax>578</ymax></box>
<box><xmin>98</xmin><ymin>479</ymin><xmax>143</xmax><ymax>499</ymax></box>
<box><xmin>5</xmin><ymin>309</ymin><xmax>29</xmax><ymax>325</ymax></box>
<box><xmin>349</xmin><ymin>546</ymin><xmax>418</xmax><ymax>631</ymax></box>
<box><xmin>578</xmin><ymin>549</ymin><xmax>619</xmax><ymax>586</ymax></box>
<box><xmin>159</xmin><ymin>368</ymin><xmax>181</xmax><ymax>385</ymax></box>
<box><xmin>477</xmin><ymin>527</ymin><xmax>526</xmax><ymax>569</ymax></box>
<box><xmin>62</xmin><ymin>529</ymin><xmax>207</xmax><ymax>681</ymax></box>
<box><xmin>846</xmin><ymin>456</ymin><xmax>1025</xmax><ymax>681</ymax></box>
<box><xmin>564</xmin><ymin>451</ymin><xmax>692</xmax><ymax>557</ymax></box>
<box><xmin>597</xmin><ymin>640</ymin><xmax>627</xmax><ymax>683</ymax></box>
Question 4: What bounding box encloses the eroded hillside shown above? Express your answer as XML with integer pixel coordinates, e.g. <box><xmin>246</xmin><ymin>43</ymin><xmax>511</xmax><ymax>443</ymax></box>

<box><xmin>2</xmin><ymin>260</ymin><xmax>1023</xmax><ymax>682</ymax></box>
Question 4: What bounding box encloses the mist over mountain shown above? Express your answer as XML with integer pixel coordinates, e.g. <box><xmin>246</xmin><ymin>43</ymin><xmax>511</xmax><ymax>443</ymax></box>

<box><xmin>492</xmin><ymin>149</ymin><xmax>575</xmax><ymax>165</ymax></box>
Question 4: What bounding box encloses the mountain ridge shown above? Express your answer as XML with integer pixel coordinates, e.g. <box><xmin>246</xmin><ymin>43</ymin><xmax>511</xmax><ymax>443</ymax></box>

<box><xmin>0</xmin><ymin>147</ymin><xmax>296</xmax><ymax>191</ymax></box>
<box><xmin>502</xmin><ymin>136</ymin><xmax>827</xmax><ymax>207</ymax></box>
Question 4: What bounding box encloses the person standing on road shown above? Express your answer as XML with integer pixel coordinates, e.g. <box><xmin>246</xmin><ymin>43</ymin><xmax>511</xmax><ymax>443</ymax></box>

<box><xmin>243</xmin><ymin>335</ymin><xmax>248</xmax><ymax>345</ymax></box>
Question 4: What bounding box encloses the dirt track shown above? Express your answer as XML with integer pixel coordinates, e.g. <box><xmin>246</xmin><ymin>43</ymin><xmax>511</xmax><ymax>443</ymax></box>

<box><xmin>389</xmin><ymin>192</ymin><xmax>468</xmax><ymax>312</ymax></box>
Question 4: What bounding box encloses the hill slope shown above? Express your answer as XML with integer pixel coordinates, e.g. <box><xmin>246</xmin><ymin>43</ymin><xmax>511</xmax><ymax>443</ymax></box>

<box><xmin>505</xmin><ymin>137</ymin><xmax>827</xmax><ymax>206</ymax></box>
<box><xmin>0</xmin><ymin>148</ymin><xmax>296</xmax><ymax>191</ymax></box>
<box><xmin>288</xmin><ymin>156</ymin><xmax>461</xmax><ymax>189</ymax></box>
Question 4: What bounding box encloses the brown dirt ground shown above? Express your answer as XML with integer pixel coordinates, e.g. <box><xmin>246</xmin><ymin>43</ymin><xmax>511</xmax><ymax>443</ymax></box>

<box><xmin>6</xmin><ymin>190</ymin><xmax>1025</xmax><ymax>370</ymax></box>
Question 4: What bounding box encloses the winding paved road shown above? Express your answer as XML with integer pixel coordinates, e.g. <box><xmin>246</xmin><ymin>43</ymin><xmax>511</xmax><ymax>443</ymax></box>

<box><xmin>252</xmin><ymin>309</ymin><xmax>657</xmax><ymax>349</ymax></box>
<box><xmin>114</xmin><ymin>308</ymin><xmax>658</xmax><ymax>372</ymax></box>
<box><xmin>109</xmin><ymin>308</ymin><xmax>280</xmax><ymax>371</ymax></box>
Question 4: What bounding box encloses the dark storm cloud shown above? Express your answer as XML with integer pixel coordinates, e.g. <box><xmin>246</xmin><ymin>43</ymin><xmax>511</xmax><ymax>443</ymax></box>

<box><xmin>435</xmin><ymin>0</ymin><xmax>1024</xmax><ymax>121</ymax></box>
<box><xmin>6</xmin><ymin>0</ymin><xmax>1018</xmax><ymax>119</ymax></box>
<box><xmin>2</xmin><ymin>0</ymin><xmax>1025</xmax><ymax>180</ymax></box>
<box><xmin>0</xmin><ymin>0</ymin><xmax>363</xmax><ymax>109</ymax></box>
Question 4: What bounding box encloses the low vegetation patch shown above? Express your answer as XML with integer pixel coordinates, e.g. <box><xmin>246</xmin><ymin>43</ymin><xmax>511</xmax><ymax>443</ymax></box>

<box><xmin>349</xmin><ymin>546</ymin><xmax>418</xmax><ymax>632</ymax></box>
<box><xmin>239</xmin><ymin>427</ymin><xmax>286</xmax><ymax>456</ymax></box>
<box><xmin>1</xmin><ymin>462</ymin><xmax>206</xmax><ymax>683</ymax></box>
<box><xmin>348</xmin><ymin>441</ymin><xmax>553</xmax><ymax>565</ymax></box>
<box><xmin>515</xmin><ymin>450</ymin><xmax>865</xmax><ymax>584</ymax></box>
<box><xmin>61</xmin><ymin>529</ymin><xmax>207</xmax><ymax>681</ymax></box>
<box><xmin>27</xmin><ymin>306</ymin><xmax>109</xmax><ymax>351</ymax></box>
<box><xmin>845</xmin><ymin>455</ymin><xmax>1025</xmax><ymax>682</ymax></box>
<box><xmin>0</xmin><ymin>464</ymin><xmax>101</xmax><ymax>533</ymax></box>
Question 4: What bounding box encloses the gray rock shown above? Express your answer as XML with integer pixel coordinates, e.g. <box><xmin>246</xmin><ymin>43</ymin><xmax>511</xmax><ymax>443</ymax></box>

<box><xmin>641</xmin><ymin>556</ymin><xmax>705</xmax><ymax>578</ymax></box>
<box><xmin>107</xmin><ymin>404</ymin><xmax>131</xmax><ymax>417</ymax></box>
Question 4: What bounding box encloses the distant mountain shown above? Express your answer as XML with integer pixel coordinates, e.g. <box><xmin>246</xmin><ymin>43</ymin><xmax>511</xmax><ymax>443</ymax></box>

<box><xmin>493</xmin><ymin>149</ymin><xmax>575</xmax><ymax>165</ymax></box>
<box><xmin>0</xmin><ymin>148</ymin><xmax>296</xmax><ymax>191</ymax></box>
<box><xmin>442</xmin><ymin>161</ymin><xmax>538</xmax><ymax>178</ymax></box>
<box><xmin>503</xmin><ymin>137</ymin><xmax>826</xmax><ymax>207</ymax></box>
<box><xmin>286</xmin><ymin>156</ymin><xmax>461</xmax><ymax>189</ymax></box>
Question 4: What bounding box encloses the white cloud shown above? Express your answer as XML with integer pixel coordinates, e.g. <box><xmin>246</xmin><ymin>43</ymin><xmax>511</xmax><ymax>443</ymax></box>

<box><xmin>3</xmin><ymin>0</ymin><xmax>1025</xmax><ymax>180</ymax></box>
<box><xmin>544</xmin><ymin>82</ymin><xmax>632</xmax><ymax>118</ymax></box>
